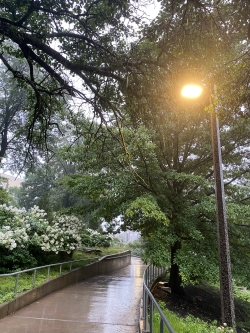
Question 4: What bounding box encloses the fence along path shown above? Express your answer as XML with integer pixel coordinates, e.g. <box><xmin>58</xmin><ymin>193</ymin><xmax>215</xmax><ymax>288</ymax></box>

<box><xmin>0</xmin><ymin>257</ymin><xmax>147</xmax><ymax>333</ymax></box>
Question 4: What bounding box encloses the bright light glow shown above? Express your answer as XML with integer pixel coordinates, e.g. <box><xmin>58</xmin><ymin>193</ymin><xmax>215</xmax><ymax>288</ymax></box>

<box><xmin>181</xmin><ymin>85</ymin><xmax>202</xmax><ymax>99</ymax></box>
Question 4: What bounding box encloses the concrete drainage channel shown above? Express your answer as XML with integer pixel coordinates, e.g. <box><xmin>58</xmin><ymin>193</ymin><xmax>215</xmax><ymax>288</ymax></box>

<box><xmin>0</xmin><ymin>250</ymin><xmax>131</xmax><ymax>320</ymax></box>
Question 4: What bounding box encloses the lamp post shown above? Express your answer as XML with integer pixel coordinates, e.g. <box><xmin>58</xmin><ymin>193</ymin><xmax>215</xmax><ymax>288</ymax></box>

<box><xmin>181</xmin><ymin>84</ymin><xmax>236</xmax><ymax>331</ymax></box>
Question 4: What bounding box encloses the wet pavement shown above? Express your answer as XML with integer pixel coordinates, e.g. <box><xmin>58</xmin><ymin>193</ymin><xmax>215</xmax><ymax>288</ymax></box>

<box><xmin>0</xmin><ymin>257</ymin><xmax>147</xmax><ymax>333</ymax></box>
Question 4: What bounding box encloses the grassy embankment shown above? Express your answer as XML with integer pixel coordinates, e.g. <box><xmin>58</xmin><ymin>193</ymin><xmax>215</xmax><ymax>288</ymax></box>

<box><xmin>152</xmin><ymin>284</ymin><xmax>250</xmax><ymax>333</ymax></box>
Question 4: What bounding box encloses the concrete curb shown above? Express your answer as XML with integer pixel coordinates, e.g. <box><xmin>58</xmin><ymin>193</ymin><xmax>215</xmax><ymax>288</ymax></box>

<box><xmin>0</xmin><ymin>250</ymin><xmax>131</xmax><ymax>320</ymax></box>
<box><xmin>139</xmin><ymin>298</ymin><xmax>145</xmax><ymax>333</ymax></box>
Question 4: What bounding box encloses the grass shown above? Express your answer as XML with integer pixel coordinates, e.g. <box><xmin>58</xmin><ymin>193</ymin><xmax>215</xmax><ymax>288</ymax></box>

<box><xmin>153</xmin><ymin>302</ymin><xmax>233</xmax><ymax>333</ymax></box>
<box><xmin>152</xmin><ymin>279</ymin><xmax>250</xmax><ymax>333</ymax></box>
<box><xmin>0</xmin><ymin>258</ymin><xmax>91</xmax><ymax>304</ymax></box>
<box><xmin>0</xmin><ymin>247</ymin><xmax>127</xmax><ymax>304</ymax></box>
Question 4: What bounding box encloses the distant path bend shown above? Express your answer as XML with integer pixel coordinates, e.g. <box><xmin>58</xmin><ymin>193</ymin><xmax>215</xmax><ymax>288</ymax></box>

<box><xmin>0</xmin><ymin>257</ymin><xmax>147</xmax><ymax>333</ymax></box>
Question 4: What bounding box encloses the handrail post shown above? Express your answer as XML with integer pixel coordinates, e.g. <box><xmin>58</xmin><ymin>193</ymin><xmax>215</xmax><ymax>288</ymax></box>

<box><xmin>149</xmin><ymin>300</ymin><xmax>153</xmax><ymax>333</ymax></box>
<box><xmin>14</xmin><ymin>274</ymin><xmax>19</xmax><ymax>297</ymax></box>
<box><xmin>32</xmin><ymin>269</ymin><xmax>37</xmax><ymax>288</ymax></box>
<box><xmin>142</xmin><ymin>285</ymin><xmax>146</xmax><ymax>320</ymax></box>
<box><xmin>160</xmin><ymin>318</ymin><xmax>164</xmax><ymax>333</ymax></box>
<box><xmin>144</xmin><ymin>291</ymin><xmax>148</xmax><ymax>331</ymax></box>
<box><xmin>47</xmin><ymin>266</ymin><xmax>50</xmax><ymax>281</ymax></box>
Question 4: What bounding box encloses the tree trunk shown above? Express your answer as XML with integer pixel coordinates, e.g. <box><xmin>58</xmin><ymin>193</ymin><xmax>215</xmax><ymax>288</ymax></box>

<box><xmin>0</xmin><ymin>126</ymin><xmax>8</xmax><ymax>159</ymax></box>
<box><xmin>168</xmin><ymin>240</ymin><xmax>185</xmax><ymax>294</ymax></box>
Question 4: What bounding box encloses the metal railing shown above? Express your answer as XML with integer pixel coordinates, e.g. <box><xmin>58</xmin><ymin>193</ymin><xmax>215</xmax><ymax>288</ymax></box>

<box><xmin>0</xmin><ymin>257</ymin><xmax>98</xmax><ymax>297</ymax></box>
<box><xmin>142</xmin><ymin>265</ymin><xmax>176</xmax><ymax>333</ymax></box>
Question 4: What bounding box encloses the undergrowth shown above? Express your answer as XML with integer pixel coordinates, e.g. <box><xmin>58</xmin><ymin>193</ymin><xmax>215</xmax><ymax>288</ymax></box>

<box><xmin>153</xmin><ymin>301</ymin><xmax>235</xmax><ymax>333</ymax></box>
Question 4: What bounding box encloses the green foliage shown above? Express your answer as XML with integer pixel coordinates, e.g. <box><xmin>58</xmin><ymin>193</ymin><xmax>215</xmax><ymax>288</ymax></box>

<box><xmin>0</xmin><ymin>0</ymin><xmax>143</xmax><ymax>154</ymax></box>
<box><xmin>80</xmin><ymin>233</ymin><xmax>92</xmax><ymax>247</ymax></box>
<box><xmin>124</xmin><ymin>194</ymin><xmax>169</xmax><ymax>234</ymax></box>
<box><xmin>153</xmin><ymin>302</ymin><xmax>233</xmax><ymax>333</ymax></box>
<box><xmin>27</xmin><ymin>244</ymin><xmax>58</xmax><ymax>267</ymax></box>
<box><xmin>142</xmin><ymin>228</ymin><xmax>172</xmax><ymax>268</ymax></box>
<box><xmin>126</xmin><ymin>238</ymin><xmax>145</xmax><ymax>257</ymax></box>
<box><xmin>8</xmin><ymin>186</ymin><xmax>20</xmax><ymax>205</ymax></box>
<box><xmin>18</xmin><ymin>164</ymin><xmax>78</xmax><ymax>219</ymax></box>
<box><xmin>0</xmin><ymin>177</ymin><xmax>13</xmax><ymax>205</ymax></box>
<box><xmin>0</xmin><ymin>187</ymin><xmax>11</xmax><ymax>205</ymax></box>
<box><xmin>175</xmin><ymin>242</ymin><xmax>219</xmax><ymax>286</ymax></box>
<box><xmin>0</xmin><ymin>60</ymin><xmax>29</xmax><ymax>166</ymax></box>
<box><xmin>0</xmin><ymin>246</ymin><xmax>37</xmax><ymax>273</ymax></box>
<box><xmin>110</xmin><ymin>237</ymin><xmax>126</xmax><ymax>249</ymax></box>
<box><xmin>233</xmin><ymin>286</ymin><xmax>250</xmax><ymax>303</ymax></box>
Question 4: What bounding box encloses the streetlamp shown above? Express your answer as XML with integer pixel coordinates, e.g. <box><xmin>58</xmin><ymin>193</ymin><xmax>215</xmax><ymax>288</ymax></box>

<box><xmin>181</xmin><ymin>84</ymin><xmax>236</xmax><ymax>331</ymax></box>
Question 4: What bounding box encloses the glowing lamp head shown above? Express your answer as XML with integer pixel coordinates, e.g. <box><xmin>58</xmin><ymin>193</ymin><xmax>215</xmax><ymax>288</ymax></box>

<box><xmin>181</xmin><ymin>84</ymin><xmax>202</xmax><ymax>99</ymax></box>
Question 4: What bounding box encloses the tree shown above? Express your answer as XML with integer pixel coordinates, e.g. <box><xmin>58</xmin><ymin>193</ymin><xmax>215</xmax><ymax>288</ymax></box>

<box><xmin>0</xmin><ymin>62</ymin><xmax>27</xmax><ymax>164</ymax></box>
<box><xmin>2</xmin><ymin>0</ymin><xmax>250</xmax><ymax>173</ymax></box>
<box><xmin>0</xmin><ymin>0</ymin><xmax>151</xmax><ymax>141</ymax></box>
<box><xmin>0</xmin><ymin>0</ymin><xmax>249</xmax><ymax>148</ymax></box>
<box><xmin>0</xmin><ymin>1</ymin><xmax>160</xmax><ymax>172</ymax></box>
<box><xmin>121</xmin><ymin>0</ymin><xmax>250</xmax><ymax>299</ymax></box>
<box><xmin>0</xmin><ymin>176</ymin><xmax>13</xmax><ymax>204</ymax></box>
<box><xmin>18</xmin><ymin>159</ymin><xmax>80</xmax><ymax>219</ymax></box>
<box><xmin>2</xmin><ymin>0</ymin><xmax>250</xmax><ymax>310</ymax></box>
<box><xmin>61</xmin><ymin>98</ymin><xmax>250</xmax><ymax>301</ymax></box>
<box><xmin>59</xmin><ymin>1</ymin><xmax>250</xmax><ymax>303</ymax></box>
<box><xmin>0</xmin><ymin>55</ymin><xmax>70</xmax><ymax>171</ymax></box>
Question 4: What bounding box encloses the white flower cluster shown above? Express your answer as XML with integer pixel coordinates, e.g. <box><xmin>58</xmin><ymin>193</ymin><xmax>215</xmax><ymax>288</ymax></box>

<box><xmin>0</xmin><ymin>205</ymin><xmax>82</xmax><ymax>254</ymax></box>
<box><xmin>85</xmin><ymin>228</ymin><xmax>114</xmax><ymax>248</ymax></box>
<box><xmin>0</xmin><ymin>226</ymin><xmax>28</xmax><ymax>250</ymax></box>
<box><xmin>86</xmin><ymin>228</ymin><xmax>114</xmax><ymax>240</ymax></box>
<box><xmin>38</xmin><ymin>215</ymin><xmax>82</xmax><ymax>254</ymax></box>
<box><xmin>0</xmin><ymin>204</ymin><xmax>31</xmax><ymax>250</ymax></box>
<box><xmin>87</xmin><ymin>228</ymin><xmax>100</xmax><ymax>236</ymax></box>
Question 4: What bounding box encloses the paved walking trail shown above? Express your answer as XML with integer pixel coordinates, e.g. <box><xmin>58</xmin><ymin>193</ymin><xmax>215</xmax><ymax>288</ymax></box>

<box><xmin>0</xmin><ymin>257</ymin><xmax>146</xmax><ymax>333</ymax></box>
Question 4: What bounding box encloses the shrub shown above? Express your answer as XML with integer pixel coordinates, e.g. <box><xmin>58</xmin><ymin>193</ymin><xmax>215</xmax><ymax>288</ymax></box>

<box><xmin>0</xmin><ymin>246</ymin><xmax>37</xmax><ymax>273</ymax></box>
<box><xmin>126</xmin><ymin>238</ymin><xmax>145</xmax><ymax>256</ymax></box>
<box><xmin>27</xmin><ymin>244</ymin><xmax>59</xmax><ymax>266</ymax></box>
<box><xmin>0</xmin><ymin>204</ymin><xmax>83</xmax><ymax>271</ymax></box>
<box><xmin>81</xmin><ymin>229</ymin><xmax>114</xmax><ymax>248</ymax></box>
<box><xmin>31</xmin><ymin>213</ymin><xmax>82</xmax><ymax>254</ymax></box>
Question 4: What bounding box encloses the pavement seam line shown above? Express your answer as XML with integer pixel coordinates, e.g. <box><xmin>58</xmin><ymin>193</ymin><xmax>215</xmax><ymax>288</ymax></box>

<box><xmin>13</xmin><ymin>315</ymin><xmax>138</xmax><ymax>326</ymax></box>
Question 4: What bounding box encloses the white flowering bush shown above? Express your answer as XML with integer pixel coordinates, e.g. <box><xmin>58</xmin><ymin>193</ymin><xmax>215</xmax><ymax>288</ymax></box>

<box><xmin>32</xmin><ymin>214</ymin><xmax>82</xmax><ymax>254</ymax></box>
<box><xmin>0</xmin><ymin>204</ymin><xmax>31</xmax><ymax>250</ymax></box>
<box><xmin>0</xmin><ymin>204</ymin><xmax>83</xmax><ymax>271</ymax></box>
<box><xmin>81</xmin><ymin>228</ymin><xmax>114</xmax><ymax>248</ymax></box>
